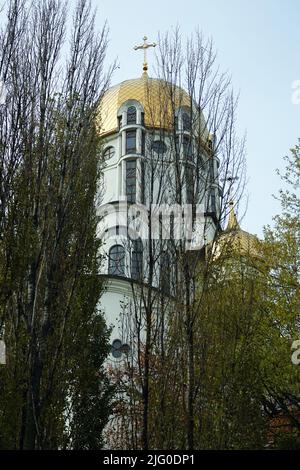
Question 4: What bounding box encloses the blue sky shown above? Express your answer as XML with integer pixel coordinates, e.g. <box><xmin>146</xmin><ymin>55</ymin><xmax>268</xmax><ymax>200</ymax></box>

<box><xmin>90</xmin><ymin>0</ymin><xmax>299</xmax><ymax>236</ymax></box>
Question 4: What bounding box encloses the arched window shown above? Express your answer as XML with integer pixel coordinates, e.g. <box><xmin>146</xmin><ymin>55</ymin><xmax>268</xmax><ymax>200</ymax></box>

<box><xmin>108</xmin><ymin>245</ymin><xmax>125</xmax><ymax>276</ymax></box>
<box><xmin>131</xmin><ymin>239</ymin><xmax>143</xmax><ymax>280</ymax></box>
<box><xmin>182</xmin><ymin>112</ymin><xmax>191</xmax><ymax>131</ymax></box>
<box><xmin>127</xmin><ymin>106</ymin><xmax>137</xmax><ymax>124</ymax></box>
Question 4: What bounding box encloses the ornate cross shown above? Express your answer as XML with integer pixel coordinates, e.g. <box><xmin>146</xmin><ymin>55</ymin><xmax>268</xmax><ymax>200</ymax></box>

<box><xmin>221</xmin><ymin>174</ymin><xmax>239</xmax><ymax>198</ymax></box>
<box><xmin>226</xmin><ymin>175</ymin><xmax>239</xmax><ymax>191</ymax></box>
<box><xmin>134</xmin><ymin>36</ymin><xmax>157</xmax><ymax>72</ymax></box>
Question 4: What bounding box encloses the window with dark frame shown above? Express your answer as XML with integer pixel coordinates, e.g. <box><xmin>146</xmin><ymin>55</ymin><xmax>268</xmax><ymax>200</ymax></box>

<box><xmin>182</xmin><ymin>112</ymin><xmax>191</xmax><ymax>131</ymax></box>
<box><xmin>175</xmin><ymin>136</ymin><xmax>180</xmax><ymax>156</ymax></box>
<box><xmin>111</xmin><ymin>339</ymin><xmax>130</xmax><ymax>358</ymax></box>
<box><xmin>183</xmin><ymin>136</ymin><xmax>193</xmax><ymax>161</ymax></box>
<box><xmin>151</xmin><ymin>140</ymin><xmax>167</xmax><ymax>155</ymax></box>
<box><xmin>141</xmin><ymin>131</ymin><xmax>145</xmax><ymax>155</ymax></box>
<box><xmin>126</xmin><ymin>159</ymin><xmax>136</xmax><ymax>203</ymax></box>
<box><xmin>170</xmin><ymin>212</ymin><xmax>174</xmax><ymax>239</ymax></box>
<box><xmin>186</xmin><ymin>165</ymin><xmax>194</xmax><ymax>205</ymax></box>
<box><xmin>175</xmin><ymin>116</ymin><xmax>178</xmax><ymax>130</ymax></box>
<box><xmin>210</xmin><ymin>189</ymin><xmax>216</xmax><ymax>213</ymax></box>
<box><xmin>131</xmin><ymin>239</ymin><xmax>143</xmax><ymax>281</ymax></box>
<box><xmin>160</xmin><ymin>251</ymin><xmax>171</xmax><ymax>295</ymax></box>
<box><xmin>127</xmin><ymin>106</ymin><xmax>137</xmax><ymax>124</ymax></box>
<box><xmin>103</xmin><ymin>146</ymin><xmax>115</xmax><ymax>160</ymax></box>
<box><xmin>126</xmin><ymin>130</ymin><xmax>136</xmax><ymax>154</ymax></box>
<box><xmin>108</xmin><ymin>245</ymin><xmax>125</xmax><ymax>276</ymax></box>
<box><xmin>209</xmin><ymin>159</ymin><xmax>215</xmax><ymax>184</ymax></box>
<box><xmin>141</xmin><ymin>160</ymin><xmax>145</xmax><ymax>204</ymax></box>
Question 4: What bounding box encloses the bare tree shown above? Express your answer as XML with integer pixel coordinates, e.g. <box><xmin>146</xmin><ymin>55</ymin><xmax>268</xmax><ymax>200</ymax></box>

<box><xmin>108</xmin><ymin>27</ymin><xmax>246</xmax><ymax>450</ymax></box>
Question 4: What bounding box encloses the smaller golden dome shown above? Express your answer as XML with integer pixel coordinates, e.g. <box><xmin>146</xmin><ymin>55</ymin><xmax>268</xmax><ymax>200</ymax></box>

<box><xmin>213</xmin><ymin>202</ymin><xmax>259</xmax><ymax>259</ymax></box>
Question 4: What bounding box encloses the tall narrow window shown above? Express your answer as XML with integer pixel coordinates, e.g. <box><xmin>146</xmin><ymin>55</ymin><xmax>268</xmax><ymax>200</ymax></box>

<box><xmin>209</xmin><ymin>159</ymin><xmax>215</xmax><ymax>184</ymax></box>
<box><xmin>108</xmin><ymin>245</ymin><xmax>125</xmax><ymax>276</ymax></box>
<box><xmin>131</xmin><ymin>239</ymin><xmax>143</xmax><ymax>280</ymax></box>
<box><xmin>160</xmin><ymin>251</ymin><xmax>170</xmax><ymax>295</ymax></box>
<box><xmin>186</xmin><ymin>166</ymin><xmax>194</xmax><ymax>204</ymax></box>
<box><xmin>127</xmin><ymin>106</ymin><xmax>136</xmax><ymax>124</ymax></box>
<box><xmin>126</xmin><ymin>159</ymin><xmax>136</xmax><ymax>203</ymax></box>
<box><xmin>141</xmin><ymin>131</ymin><xmax>145</xmax><ymax>155</ymax></box>
<box><xmin>174</xmin><ymin>116</ymin><xmax>178</xmax><ymax>130</ymax></box>
<box><xmin>141</xmin><ymin>112</ymin><xmax>145</xmax><ymax>126</ymax></box>
<box><xmin>182</xmin><ymin>112</ymin><xmax>191</xmax><ymax>131</ymax></box>
<box><xmin>170</xmin><ymin>212</ymin><xmax>174</xmax><ymax>239</ymax></box>
<box><xmin>141</xmin><ymin>160</ymin><xmax>145</xmax><ymax>204</ymax></box>
<box><xmin>210</xmin><ymin>189</ymin><xmax>216</xmax><ymax>213</ymax></box>
<box><xmin>175</xmin><ymin>136</ymin><xmax>180</xmax><ymax>156</ymax></box>
<box><xmin>183</xmin><ymin>136</ymin><xmax>193</xmax><ymax>161</ymax></box>
<box><xmin>126</xmin><ymin>130</ymin><xmax>136</xmax><ymax>154</ymax></box>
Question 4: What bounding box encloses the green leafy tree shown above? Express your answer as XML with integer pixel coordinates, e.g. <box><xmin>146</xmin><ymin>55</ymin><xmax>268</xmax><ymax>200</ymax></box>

<box><xmin>259</xmin><ymin>141</ymin><xmax>300</xmax><ymax>446</ymax></box>
<box><xmin>0</xmin><ymin>0</ymin><xmax>115</xmax><ymax>449</ymax></box>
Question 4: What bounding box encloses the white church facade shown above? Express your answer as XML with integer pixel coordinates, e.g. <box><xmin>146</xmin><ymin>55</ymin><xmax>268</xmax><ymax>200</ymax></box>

<box><xmin>97</xmin><ymin>62</ymin><xmax>222</xmax><ymax>359</ymax></box>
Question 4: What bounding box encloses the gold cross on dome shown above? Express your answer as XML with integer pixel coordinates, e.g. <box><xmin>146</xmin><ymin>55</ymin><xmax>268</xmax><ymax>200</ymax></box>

<box><xmin>134</xmin><ymin>36</ymin><xmax>157</xmax><ymax>72</ymax></box>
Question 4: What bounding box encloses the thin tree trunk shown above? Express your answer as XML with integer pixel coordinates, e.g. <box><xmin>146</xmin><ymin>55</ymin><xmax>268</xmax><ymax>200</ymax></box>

<box><xmin>185</xmin><ymin>267</ymin><xmax>194</xmax><ymax>450</ymax></box>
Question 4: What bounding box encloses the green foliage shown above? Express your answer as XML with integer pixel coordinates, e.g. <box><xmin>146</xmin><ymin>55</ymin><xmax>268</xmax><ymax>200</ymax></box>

<box><xmin>143</xmin><ymin>141</ymin><xmax>300</xmax><ymax>449</ymax></box>
<box><xmin>258</xmin><ymin>141</ymin><xmax>300</xmax><ymax>446</ymax></box>
<box><xmin>274</xmin><ymin>432</ymin><xmax>300</xmax><ymax>450</ymax></box>
<box><xmin>0</xmin><ymin>0</ymin><xmax>113</xmax><ymax>449</ymax></box>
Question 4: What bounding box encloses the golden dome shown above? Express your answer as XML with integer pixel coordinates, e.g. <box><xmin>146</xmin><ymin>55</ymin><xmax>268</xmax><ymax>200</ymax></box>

<box><xmin>98</xmin><ymin>72</ymin><xmax>197</xmax><ymax>136</ymax></box>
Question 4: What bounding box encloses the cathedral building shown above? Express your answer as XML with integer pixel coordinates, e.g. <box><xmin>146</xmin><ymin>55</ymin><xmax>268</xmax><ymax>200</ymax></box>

<box><xmin>97</xmin><ymin>39</ymin><xmax>222</xmax><ymax>360</ymax></box>
<box><xmin>95</xmin><ymin>39</ymin><xmax>265</xmax><ymax>451</ymax></box>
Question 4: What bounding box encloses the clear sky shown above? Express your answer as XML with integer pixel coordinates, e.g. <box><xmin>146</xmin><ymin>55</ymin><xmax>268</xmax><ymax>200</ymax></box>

<box><xmin>87</xmin><ymin>0</ymin><xmax>300</xmax><ymax>236</ymax></box>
